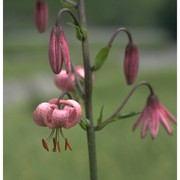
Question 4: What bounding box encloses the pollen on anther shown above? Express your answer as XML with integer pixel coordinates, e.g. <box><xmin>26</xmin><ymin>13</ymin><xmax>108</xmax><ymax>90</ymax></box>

<box><xmin>57</xmin><ymin>141</ymin><xmax>61</xmax><ymax>152</ymax></box>
<box><xmin>65</xmin><ymin>138</ymin><xmax>72</xmax><ymax>151</ymax></box>
<box><xmin>52</xmin><ymin>138</ymin><xmax>57</xmax><ymax>152</ymax></box>
<box><xmin>42</xmin><ymin>139</ymin><xmax>49</xmax><ymax>151</ymax></box>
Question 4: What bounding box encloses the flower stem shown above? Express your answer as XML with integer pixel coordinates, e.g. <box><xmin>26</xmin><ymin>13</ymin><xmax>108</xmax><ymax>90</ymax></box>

<box><xmin>107</xmin><ymin>27</ymin><xmax>133</xmax><ymax>48</ymax></box>
<box><xmin>95</xmin><ymin>81</ymin><xmax>154</xmax><ymax>131</ymax></box>
<box><xmin>77</xmin><ymin>0</ymin><xmax>98</xmax><ymax>180</ymax></box>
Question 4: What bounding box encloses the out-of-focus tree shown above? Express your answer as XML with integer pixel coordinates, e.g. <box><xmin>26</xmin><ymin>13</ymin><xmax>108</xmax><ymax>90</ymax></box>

<box><xmin>157</xmin><ymin>0</ymin><xmax>177</xmax><ymax>40</ymax></box>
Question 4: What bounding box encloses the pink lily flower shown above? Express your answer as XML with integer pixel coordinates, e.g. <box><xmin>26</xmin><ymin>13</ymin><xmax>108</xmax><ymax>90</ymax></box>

<box><xmin>132</xmin><ymin>94</ymin><xmax>176</xmax><ymax>139</ymax></box>
<box><xmin>32</xmin><ymin>98</ymin><xmax>82</xmax><ymax>152</ymax></box>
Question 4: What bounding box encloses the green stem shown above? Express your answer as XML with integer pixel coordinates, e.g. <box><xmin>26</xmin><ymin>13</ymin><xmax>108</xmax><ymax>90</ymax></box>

<box><xmin>107</xmin><ymin>27</ymin><xmax>133</xmax><ymax>48</ymax></box>
<box><xmin>77</xmin><ymin>0</ymin><xmax>98</xmax><ymax>180</ymax></box>
<box><xmin>95</xmin><ymin>81</ymin><xmax>154</xmax><ymax>131</ymax></box>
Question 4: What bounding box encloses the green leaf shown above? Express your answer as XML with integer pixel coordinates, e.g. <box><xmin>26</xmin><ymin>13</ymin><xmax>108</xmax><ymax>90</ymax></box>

<box><xmin>79</xmin><ymin>120</ymin><xmax>87</xmax><ymax>130</ymax></box>
<box><xmin>96</xmin><ymin>111</ymin><xmax>139</xmax><ymax>131</ymax></box>
<box><xmin>93</xmin><ymin>47</ymin><xmax>110</xmax><ymax>71</ymax></box>
<box><xmin>61</xmin><ymin>0</ymin><xmax>76</xmax><ymax>9</ymax></box>
<box><xmin>67</xmin><ymin>22</ymin><xmax>87</xmax><ymax>41</ymax></box>
<box><xmin>97</xmin><ymin>105</ymin><xmax>104</xmax><ymax>125</ymax></box>
<box><xmin>80</xmin><ymin>25</ymin><xmax>88</xmax><ymax>40</ymax></box>
<box><xmin>116</xmin><ymin>111</ymin><xmax>140</xmax><ymax>119</ymax></box>
<box><xmin>82</xmin><ymin>116</ymin><xmax>91</xmax><ymax>126</ymax></box>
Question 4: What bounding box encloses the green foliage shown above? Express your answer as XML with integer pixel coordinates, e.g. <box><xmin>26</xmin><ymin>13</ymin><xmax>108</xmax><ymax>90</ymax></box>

<box><xmin>93</xmin><ymin>47</ymin><xmax>110</xmax><ymax>71</ymax></box>
<box><xmin>97</xmin><ymin>105</ymin><xmax>104</xmax><ymax>125</ymax></box>
<box><xmin>68</xmin><ymin>22</ymin><xmax>88</xmax><ymax>41</ymax></box>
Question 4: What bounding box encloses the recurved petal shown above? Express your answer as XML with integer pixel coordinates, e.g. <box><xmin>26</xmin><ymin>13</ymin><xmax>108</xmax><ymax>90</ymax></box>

<box><xmin>59</xmin><ymin>99</ymin><xmax>82</xmax><ymax>129</ymax></box>
<box><xmin>148</xmin><ymin>110</ymin><xmax>159</xmax><ymax>139</ymax></box>
<box><xmin>159</xmin><ymin>110</ymin><xmax>173</xmax><ymax>135</ymax></box>
<box><xmin>140</xmin><ymin>108</ymin><xmax>151</xmax><ymax>138</ymax></box>
<box><xmin>33</xmin><ymin>102</ymin><xmax>51</xmax><ymax>127</ymax></box>
<box><xmin>42</xmin><ymin>104</ymin><xmax>58</xmax><ymax>128</ymax></box>
<box><xmin>51</xmin><ymin>109</ymin><xmax>68</xmax><ymax>128</ymax></box>
<box><xmin>132</xmin><ymin>107</ymin><xmax>148</xmax><ymax>131</ymax></box>
<box><xmin>160</xmin><ymin>104</ymin><xmax>177</xmax><ymax>125</ymax></box>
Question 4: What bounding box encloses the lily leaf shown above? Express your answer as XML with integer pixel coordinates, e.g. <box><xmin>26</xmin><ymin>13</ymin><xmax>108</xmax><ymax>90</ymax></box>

<box><xmin>96</xmin><ymin>111</ymin><xmax>139</xmax><ymax>131</ymax></box>
<box><xmin>93</xmin><ymin>47</ymin><xmax>110</xmax><ymax>71</ymax></box>
<box><xmin>116</xmin><ymin>111</ymin><xmax>140</xmax><ymax>119</ymax></box>
<box><xmin>79</xmin><ymin>120</ymin><xmax>87</xmax><ymax>130</ymax></box>
<box><xmin>61</xmin><ymin>0</ymin><xmax>76</xmax><ymax>9</ymax></box>
<box><xmin>97</xmin><ymin>105</ymin><xmax>104</xmax><ymax>125</ymax></box>
<box><xmin>67</xmin><ymin>22</ymin><xmax>87</xmax><ymax>41</ymax></box>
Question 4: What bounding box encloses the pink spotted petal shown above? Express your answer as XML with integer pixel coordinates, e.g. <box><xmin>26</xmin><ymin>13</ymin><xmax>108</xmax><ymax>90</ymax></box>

<box><xmin>42</xmin><ymin>103</ymin><xmax>58</xmax><ymax>128</ymax></box>
<box><xmin>51</xmin><ymin>109</ymin><xmax>69</xmax><ymax>128</ymax></box>
<box><xmin>33</xmin><ymin>102</ymin><xmax>57</xmax><ymax>127</ymax></box>
<box><xmin>33</xmin><ymin>102</ymin><xmax>49</xmax><ymax>127</ymax></box>
<box><xmin>59</xmin><ymin>100</ymin><xmax>82</xmax><ymax>129</ymax></box>
<box><xmin>48</xmin><ymin>98</ymin><xmax>59</xmax><ymax>105</ymax></box>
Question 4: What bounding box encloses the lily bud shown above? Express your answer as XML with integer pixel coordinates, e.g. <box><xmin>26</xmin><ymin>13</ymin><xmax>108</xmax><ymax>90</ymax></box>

<box><xmin>48</xmin><ymin>26</ymin><xmax>63</xmax><ymax>74</ymax></box>
<box><xmin>124</xmin><ymin>42</ymin><xmax>139</xmax><ymax>85</ymax></box>
<box><xmin>34</xmin><ymin>0</ymin><xmax>48</xmax><ymax>33</ymax></box>
<box><xmin>48</xmin><ymin>26</ymin><xmax>71</xmax><ymax>74</ymax></box>
<box><xmin>60</xmin><ymin>28</ymin><xmax>71</xmax><ymax>74</ymax></box>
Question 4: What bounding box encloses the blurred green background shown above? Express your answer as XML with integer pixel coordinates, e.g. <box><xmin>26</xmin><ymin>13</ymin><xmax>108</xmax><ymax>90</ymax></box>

<box><xmin>4</xmin><ymin>0</ymin><xmax>176</xmax><ymax>180</ymax></box>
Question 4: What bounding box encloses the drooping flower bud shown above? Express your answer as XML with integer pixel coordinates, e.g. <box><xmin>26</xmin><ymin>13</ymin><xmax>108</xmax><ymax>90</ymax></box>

<box><xmin>124</xmin><ymin>42</ymin><xmax>139</xmax><ymax>85</ymax></box>
<box><xmin>34</xmin><ymin>0</ymin><xmax>48</xmax><ymax>33</ymax></box>
<box><xmin>48</xmin><ymin>26</ymin><xmax>71</xmax><ymax>74</ymax></box>
<box><xmin>48</xmin><ymin>26</ymin><xmax>63</xmax><ymax>74</ymax></box>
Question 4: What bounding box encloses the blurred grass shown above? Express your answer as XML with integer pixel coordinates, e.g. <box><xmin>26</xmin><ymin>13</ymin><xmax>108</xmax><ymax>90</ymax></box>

<box><xmin>4</xmin><ymin>69</ymin><xmax>177</xmax><ymax>180</ymax></box>
<box><xmin>4</xmin><ymin>27</ymin><xmax>176</xmax><ymax>180</ymax></box>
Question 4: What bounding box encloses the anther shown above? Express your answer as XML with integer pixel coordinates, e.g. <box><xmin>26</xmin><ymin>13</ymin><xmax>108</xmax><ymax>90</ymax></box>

<box><xmin>42</xmin><ymin>139</ymin><xmax>49</xmax><ymax>151</ymax></box>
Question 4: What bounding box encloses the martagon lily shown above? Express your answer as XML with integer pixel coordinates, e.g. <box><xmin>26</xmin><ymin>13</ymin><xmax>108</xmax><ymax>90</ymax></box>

<box><xmin>33</xmin><ymin>98</ymin><xmax>82</xmax><ymax>152</ymax></box>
